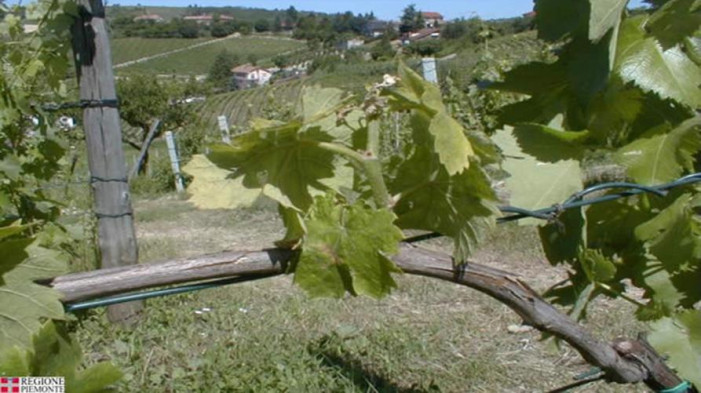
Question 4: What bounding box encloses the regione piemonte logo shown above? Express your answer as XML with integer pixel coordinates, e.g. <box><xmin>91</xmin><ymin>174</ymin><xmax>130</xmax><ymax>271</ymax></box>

<box><xmin>0</xmin><ymin>377</ymin><xmax>65</xmax><ymax>393</ymax></box>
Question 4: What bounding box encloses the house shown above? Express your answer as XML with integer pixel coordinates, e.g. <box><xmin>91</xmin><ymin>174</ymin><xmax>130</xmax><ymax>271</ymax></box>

<box><xmin>421</xmin><ymin>12</ymin><xmax>444</xmax><ymax>28</ymax></box>
<box><xmin>133</xmin><ymin>14</ymin><xmax>164</xmax><ymax>23</ymax></box>
<box><xmin>183</xmin><ymin>14</ymin><xmax>234</xmax><ymax>25</ymax></box>
<box><xmin>231</xmin><ymin>64</ymin><xmax>272</xmax><ymax>90</ymax></box>
<box><xmin>336</xmin><ymin>38</ymin><xmax>365</xmax><ymax>51</ymax></box>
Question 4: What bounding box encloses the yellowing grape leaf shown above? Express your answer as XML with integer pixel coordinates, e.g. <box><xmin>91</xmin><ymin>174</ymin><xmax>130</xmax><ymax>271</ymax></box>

<box><xmin>183</xmin><ymin>155</ymin><xmax>261</xmax><ymax>209</ymax></box>
<box><xmin>648</xmin><ymin>310</ymin><xmax>701</xmax><ymax>388</ymax></box>
<box><xmin>206</xmin><ymin>123</ymin><xmax>338</xmax><ymax>211</ymax></box>
<box><xmin>294</xmin><ymin>194</ymin><xmax>403</xmax><ymax>298</ymax></box>
<box><xmin>615</xmin><ymin>117</ymin><xmax>701</xmax><ymax>185</ymax></box>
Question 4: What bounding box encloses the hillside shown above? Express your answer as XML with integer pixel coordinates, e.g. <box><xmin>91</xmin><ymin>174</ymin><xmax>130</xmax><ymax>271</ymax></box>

<box><xmin>114</xmin><ymin>35</ymin><xmax>306</xmax><ymax>75</ymax></box>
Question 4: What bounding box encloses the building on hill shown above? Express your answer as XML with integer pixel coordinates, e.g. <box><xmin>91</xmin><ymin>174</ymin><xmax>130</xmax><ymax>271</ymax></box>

<box><xmin>133</xmin><ymin>14</ymin><xmax>164</xmax><ymax>22</ymax></box>
<box><xmin>231</xmin><ymin>64</ymin><xmax>272</xmax><ymax>90</ymax></box>
<box><xmin>183</xmin><ymin>14</ymin><xmax>234</xmax><ymax>25</ymax></box>
<box><xmin>421</xmin><ymin>12</ymin><xmax>443</xmax><ymax>28</ymax></box>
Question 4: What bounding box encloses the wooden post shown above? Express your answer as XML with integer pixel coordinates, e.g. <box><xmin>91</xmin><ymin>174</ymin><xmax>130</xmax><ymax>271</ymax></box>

<box><xmin>71</xmin><ymin>0</ymin><xmax>142</xmax><ymax>323</ymax></box>
<box><xmin>217</xmin><ymin>115</ymin><xmax>231</xmax><ymax>143</ymax></box>
<box><xmin>164</xmin><ymin>131</ymin><xmax>185</xmax><ymax>192</ymax></box>
<box><xmin>422</xmin><ymin>57</ymin><xmax>438</xmax><ymax>83</ymax></box>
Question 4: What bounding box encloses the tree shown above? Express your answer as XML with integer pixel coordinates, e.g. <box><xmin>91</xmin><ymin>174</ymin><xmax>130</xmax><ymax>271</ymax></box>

<box><xmin>254</xmin><ymin>18</ymin><xmax>270</xmax><ymax>32</ymax></box>
<box><xmin>370</xmin><ymin>36</ymin><xmax>395</xmax><ymax>60</ymax></box>
<box><xmin>117</xmin><ymin>75</ymin><xmax>194</xmax><ymax>174</ymax></box>
<box><xmin>208</xmin><ymin>49</ymin><xmax>238</xmax><ymax>88</ymax></box>
<box><xmin>399</xmin><ymin>4</ymin><xmax>424</xmax><ymax>33</ymax></box>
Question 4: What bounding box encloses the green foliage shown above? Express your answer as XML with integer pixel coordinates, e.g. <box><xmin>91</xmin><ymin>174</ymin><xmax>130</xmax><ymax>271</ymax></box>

<box><xmin>490</xmin><ymin>0</ymin><xmax>701</xmax><ymax>384</ymax></box>
<box><xmin>648</xmin><ymin>310</ymin><xmax>701</xmax><ymax>388</ymax></box>
<box><xmin>295</xmin><ymin>193</ymin><xmax>403</xmax><ymax>298</ymax></box>
<box><xmin>0</xmin><ymin>321</ymin><xmax>122</xmax><ymax>393</ymax></box>
<box><xmin>207</xmin><ymin>49</ymin><xmax>239</xmax><ymax>88</ymax></box>
<box><xmin>0</xmin><ymin>0</ymin><xmax>119</xmax><ymax>387</ymax></box>
<box><xmin>399</xmin><ymin>4</ymin><xmax>424</xmax><ymax>34</ymax></box>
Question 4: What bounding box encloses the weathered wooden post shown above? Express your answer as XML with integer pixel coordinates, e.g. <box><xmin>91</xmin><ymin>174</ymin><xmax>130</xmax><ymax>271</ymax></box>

<box><xmin>71</xmin><ymin>0</ymin><xmax>142</xmax><ymax>323</ymax></box>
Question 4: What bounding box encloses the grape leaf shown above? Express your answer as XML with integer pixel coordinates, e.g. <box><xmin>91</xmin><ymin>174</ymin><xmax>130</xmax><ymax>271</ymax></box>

<box><xmin>535</xmin><ymin>0</ymin><xmax>589</xmax><ymax>42</ymax></box>
<box><xmin>511</xmin><ymin>123</ymin><xmax>589</xmax><ymax>162</ymax></box>
<box><xmin>615</xmin><ymin>117</ymin><xmax>701</xmax><ymax>185</ymax></box>
<box><xmin>183</xmin><ymin>155</ymin><xmax>262</xmax><ymax>210</ymax></box>
<box><xmin>294</xmin><ymin>194</ymin><xmax>403</xmax><ymax>298</ymax></box>
<box><xmin>0</xmin><ymin>241</ymin><xmax>67</xmax><ymax>353</ymax></box>
<box><xmin>647</xmin><ymin>0</ymin><xmax>701</xmax><ymax>50</ymax></box>
<box><xmin>206</xmin><ymin>123</ymin><xmax>338</xmax><ymax>210</ymax></box>
<box><xmin>588</xmin><ymin>0</ymin><xmax>628</xmax><ymax>42</ymax></box>
<box><xmin>615</xmin><ymin>16</ymin><xmax>701</xmax><ymax>109</ymax></box>
<box><xmin>492</xmin><ymin>128</ymin><xmax>583</xmax><ymax>225</ymax></box>
<box><xmin>634</xmin><ymin>193</ymin><xmax>701</xmax><ymax>309</ymax></box>
<box><xmin>539</xmin><ymin>208</ymin><xmax>586</xmax><ymax>264</ymax></box>
<box><xmin>384</xmin><ymin>63</ymin><xmax>474</xmax><ymax>175</ymax></box>
<box><xmin>391</xmin><ymin>146</ymin><xmax>498</xmax><ymax>264</ymax></box>
<box><xmin>0</xmin><ymin>321</ymin><xmax>122</xmax><ymax>393</ymax></box>
<box><xmin>648</xmin><ymin>310</ymin><xmax>701</xmax><ymax>388</ymax></box>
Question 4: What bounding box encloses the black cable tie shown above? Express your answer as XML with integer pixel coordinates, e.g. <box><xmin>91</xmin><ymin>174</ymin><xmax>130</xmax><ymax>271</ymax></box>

<box><xmin>38</xmin><ymin>99</ymin><xmax>119</xmax><ymax>112</ymax></box>
<box><xmin>94</xmin><ymin>211</ymin><xmax>133</xmax><ymax>219</ymax></box>
<box><xmin>89</xmin><ymin>176</ymin><xmax>128</xmax><ymax>184</ymax></box>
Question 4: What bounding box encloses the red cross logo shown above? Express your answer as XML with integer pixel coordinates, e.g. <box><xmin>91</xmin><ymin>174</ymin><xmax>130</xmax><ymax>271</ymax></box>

<box><xmin>0</xmin><ymin>377</ymin><xmax>19</xmax><ymax>393</ymax></box>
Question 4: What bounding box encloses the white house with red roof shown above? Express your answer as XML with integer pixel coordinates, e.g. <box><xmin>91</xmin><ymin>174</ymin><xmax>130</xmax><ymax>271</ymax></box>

<box><xmin>231</xmin><ymin>64</ymin><xmax>272</xmax><ymax>90</ymax></box>
<box><xmin>421</xmin><ymin>11</ymin><xmax>444</xmax><ymax>28</ymax></box>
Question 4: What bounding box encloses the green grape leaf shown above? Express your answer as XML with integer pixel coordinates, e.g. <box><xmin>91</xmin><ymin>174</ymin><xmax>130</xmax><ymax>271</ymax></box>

<box><xmin>206</xmin><ymin>123</ymin><xmax>338</xmax><ymax>210</ymax></box>
<box><xmin>0</xmin><ymin>321</ymin><xmax>122</xmax><ymax>393</ymax></box>
<box><xmin>634</xmin><ymin>193</ymin><xmax>701</xmax><ymax>309</ymax></box>
<box><xmin>490</xmin><ymin>61</ymin><xmax>567</xmax><ymax>96</ymax></box>
<box><xmin>0</xmin><ymin>242</ymin><xmax>68</xmax><ymax>353</ymax></box>
<box><xmin>294</xmin><ymin>194</ymin><xmax>403</xmax><ymax>298</ymax></box>
<box><xmin>299</xmin><ymin>85</ymin><xmax>357</xmax><ymax>143</ymax></box>
<box><xmin>615</xmin><ymin>16</ymin><xmax>701</xmax><ymax>109</ymax></box>
<box><xmin>647</xmin><ymin>0</ymin><xmax>701</xmax><ymax>50</ymax></box>
<box><xmin>580</xmin><ymin>248</ymin><xmax>617</xmax><ymax>283</ymax></box>
<box><xmin>493</xmin><ymin>128</ymin><xmax>583</xmax><ymax>225</ymax></box>
<box><xmin>589</xmin><ymin>0</ymin><xmax>627</xmax><ymax>42</ymax></box>
<box><xmin>385</xmin><ymin>63</ymin><xmax>474</xmax><ymax>175</ymax></box>
<box><xmin>535</xmin><ymin>0</ymin><xmax>589</xmax><ymax>42</ymax></box>
<box><xmin>648</xmin><ymin>310</ymin><xmax>701</xmax><ymax>388</ymax></box>
<box><xmin>511</xmin><ymin>123</ymin><xmax>589</xmax><ymax>162</ymax></box>
<box><xmin>391</xmin><ymin>146</ymin><xmax>498</xmax><ymax>264</ymax></box>
<box><xmin>615</xmin><ymin>117</ymin><xmax>701</xmax><ymax>185</ymax></box>
<box><xmin>538</xmin><ymin>208</ymin><xmax>586</xmax><ymax>265</ymax></box>
<box><xmin>183</xmin><ymin>155</ymin><xmax>261</xmax><ymax>210</ymax></box>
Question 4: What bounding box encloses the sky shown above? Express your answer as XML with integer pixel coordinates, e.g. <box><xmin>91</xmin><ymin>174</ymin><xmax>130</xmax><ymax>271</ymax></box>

<box><xmin>103</xmin><ymin>0</ymin><xmax>649</xmax><ymax>21</ymax></box>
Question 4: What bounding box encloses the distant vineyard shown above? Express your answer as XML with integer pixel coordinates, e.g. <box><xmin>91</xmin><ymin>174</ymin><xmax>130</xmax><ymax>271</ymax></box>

<box><xmin>120</xmin><ymin>36</ymin><xmax>306</xmax><ymax>75</ymax></box>
<box><xmin>111</xmin><ymin>37</ymin><xmax>215</xmax><ymax>65</ymax></box>
<box><xmin>197</xmin><ymin>78</ymin><xmax>306</xmax><ymax>130</ymax></box>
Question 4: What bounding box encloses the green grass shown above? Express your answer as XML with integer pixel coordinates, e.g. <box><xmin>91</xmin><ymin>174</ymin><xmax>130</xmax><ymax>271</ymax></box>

<box><xmin>120</xmin><ymin>36</ymin><xmax>305</xmax><ymax>75</ymax></box>
<box><xmin>112</xmin><ymin>37</ymin><xmax>215</xmax><ymax>65</ymax></box>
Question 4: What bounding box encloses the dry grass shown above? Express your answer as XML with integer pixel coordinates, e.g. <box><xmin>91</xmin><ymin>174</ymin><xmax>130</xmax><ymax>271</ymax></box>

<box><xmin>74</xmin><ymin>197</ymin><xmax>647</xmax><ymax>392</ymax></box>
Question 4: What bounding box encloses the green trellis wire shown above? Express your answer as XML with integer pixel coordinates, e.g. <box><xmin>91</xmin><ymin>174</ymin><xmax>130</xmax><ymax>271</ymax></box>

<box><xmin>63</xmin><ymin>172</ymin><xmax>701</xmax><ymax>313</ymax></box>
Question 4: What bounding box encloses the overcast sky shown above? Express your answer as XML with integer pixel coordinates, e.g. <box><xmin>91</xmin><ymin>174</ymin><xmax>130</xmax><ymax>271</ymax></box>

<box><xmin>103</xmin><ymin>0</ymin><xmax>648</xmax><ymax>21</ymax></box>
